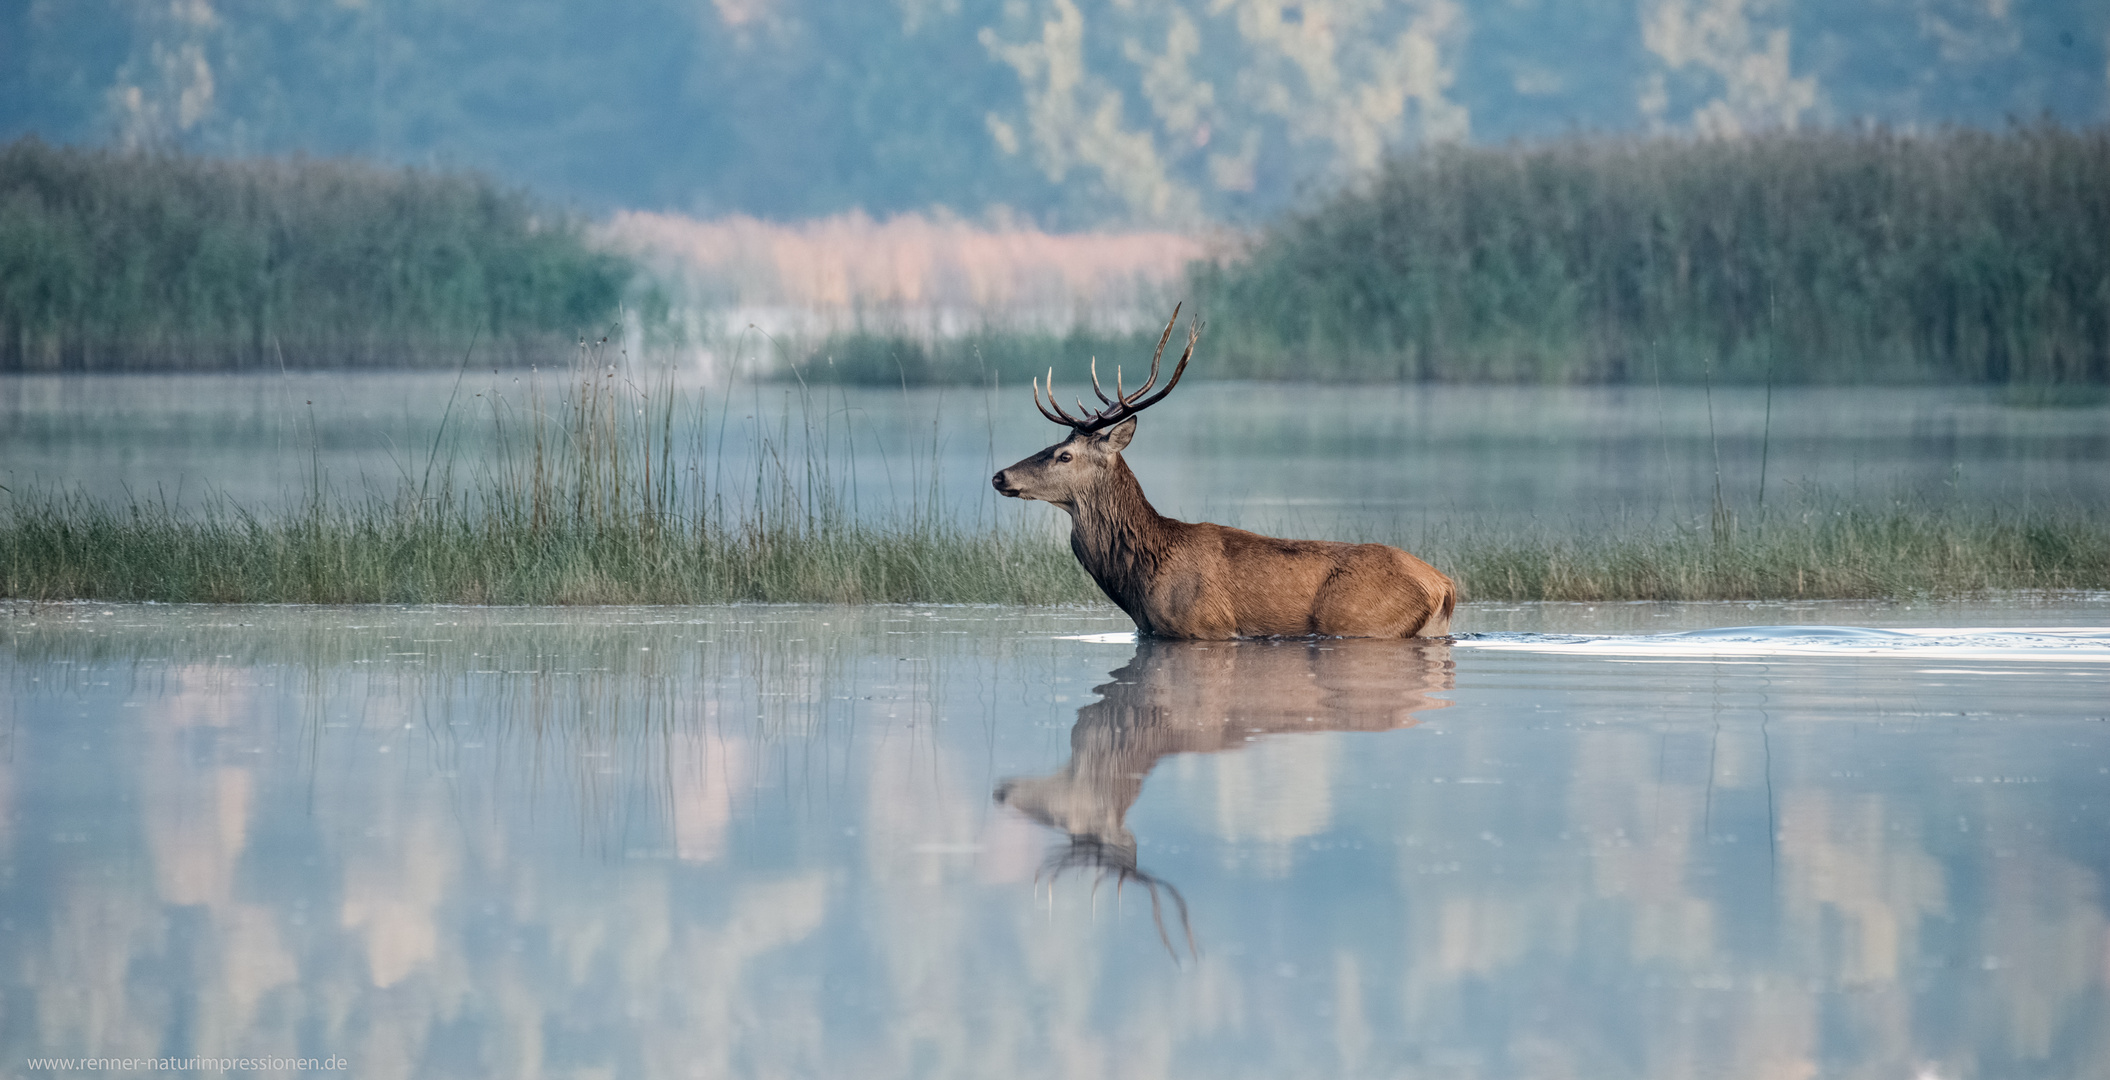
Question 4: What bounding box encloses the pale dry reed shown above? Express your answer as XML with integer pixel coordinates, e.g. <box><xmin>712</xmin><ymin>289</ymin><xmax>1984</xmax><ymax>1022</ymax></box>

<box><xmin>603</xmin><ymin>210</ymin><xmax>1207</xmax><ymax>340</ymax></box>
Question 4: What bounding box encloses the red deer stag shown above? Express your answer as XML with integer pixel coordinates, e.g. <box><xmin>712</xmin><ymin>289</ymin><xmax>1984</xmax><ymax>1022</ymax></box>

<box><xmin>992</xmin><ymin>305</ymin><xmax>1456</xmax><ymax>639</ymax></box>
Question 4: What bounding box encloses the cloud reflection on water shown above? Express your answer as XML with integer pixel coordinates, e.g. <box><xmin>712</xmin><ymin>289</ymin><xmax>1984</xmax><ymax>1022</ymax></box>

<box><xmin>2</xmin><ymin>602</ymin><xmax>2107</xmax><ymax>1078</ymax></box>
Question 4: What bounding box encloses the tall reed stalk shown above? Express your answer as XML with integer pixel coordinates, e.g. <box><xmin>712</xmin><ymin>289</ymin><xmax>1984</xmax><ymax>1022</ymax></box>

<box><xmin>2</xmin><ymin>344</ymin><xmax>2106</xmax><ymax>604</ymax></box>
<box><xmin>1428</xmin><ymin>498</ymin><xmax>2110</xmax><ymax>602</ymax></box>
<box><xmin>0</xmin><ymin>338</ymin><xmax>1094</xmax><ymax>604</ymax></box>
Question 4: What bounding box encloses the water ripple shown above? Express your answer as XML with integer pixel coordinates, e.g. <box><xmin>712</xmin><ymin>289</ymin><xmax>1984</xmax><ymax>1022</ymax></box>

<box><xmin>1455</xmin><ymin>625</ymin><xmax>2110</xmax><ymax>663</ymax></box>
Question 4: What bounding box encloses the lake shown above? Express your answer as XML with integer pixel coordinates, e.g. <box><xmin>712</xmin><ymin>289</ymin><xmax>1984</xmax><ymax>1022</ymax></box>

<box><xmin>5</xmin><ymin>372</ymin><xmax>2108</xmax><ymax>1076</ymax></box>
<box><xmin>4</xmin><ymin>373</ymin><xmax>2107</xmax><ymax>537</ymax></box>
<box><xmin>5</xmin><ymin>598</ymin><xmax>2108</xmax><ymax>1078</ymax></box>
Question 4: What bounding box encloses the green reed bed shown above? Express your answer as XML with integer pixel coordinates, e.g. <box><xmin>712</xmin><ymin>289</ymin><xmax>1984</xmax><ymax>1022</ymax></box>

<box><xmin>0</xmin><ymin>350</ymin><xmax>1094</xmax><ymax>604</ymax></box>
<box><xmin>1192</xmin><ymin>124</ymin><xmax>2110</xmax><ymax>385</ymax></box>
<box><xmin>5</xmin><ymin>494</ymin><xmax>2103</xmax><ymax>607</ymax></box>
<box><xmin>2</xmin><ymin>350</ymin><xmax>2104</xmax><ymax>605</ymax></box>
<box><xmin>1438</xmin><ymin>504</ymin><xmax>2110</xmax><ymax>602</ymax></box>
<box><xmin>0</xmin><ymin>138</ymin><xmax>636</xmax><ymax>370</ymax></box>
<box><xmin>0</xmin><ymin>493</ymin><xmax>1091</xmax><ymax>605</ymax></box>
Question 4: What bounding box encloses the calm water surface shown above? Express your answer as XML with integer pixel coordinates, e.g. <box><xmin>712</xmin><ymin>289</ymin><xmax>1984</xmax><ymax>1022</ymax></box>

<box><xmin>5</xmin><ymin>599</ymin><xmax>2109</xmax><ymax>1078</ymax></box>
<box><xmin>5</xmin><ymin>374</ymin><xmax>2106</xmax><ymax>532</ymax></box>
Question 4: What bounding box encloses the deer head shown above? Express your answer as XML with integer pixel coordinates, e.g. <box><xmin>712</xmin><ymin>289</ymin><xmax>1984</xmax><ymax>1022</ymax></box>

<box><xmin>991</xmin><ymin>304</ymin><xmax>1201</xmax><ymax>508</ymax></box>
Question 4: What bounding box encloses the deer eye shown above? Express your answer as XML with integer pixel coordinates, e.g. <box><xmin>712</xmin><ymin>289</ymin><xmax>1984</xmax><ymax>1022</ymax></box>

<box><xmin>1056</xmin><ymin>452</ymin><xmax>1073</xmax><ymax>463</ymax></box>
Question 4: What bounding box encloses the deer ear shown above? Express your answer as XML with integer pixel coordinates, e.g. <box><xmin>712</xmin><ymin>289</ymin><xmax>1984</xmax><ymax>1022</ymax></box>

<box><xmin>1096</xmin><ymin>416</ymin><xmax>1138</xmax><ymax>452</ymax></box>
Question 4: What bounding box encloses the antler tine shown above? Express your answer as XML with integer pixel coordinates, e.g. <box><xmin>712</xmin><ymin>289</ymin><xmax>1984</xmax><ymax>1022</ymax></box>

<box><xmin>1039</xmin><ymin>838</ymin><xmax>1197</xmax><ymax>962</ymax></box>
<box><xmin>1108</xmin><ymin>313</ymin><xmax>1200</xmax><ymax>418</ymax></box>
<box><xmin>1031</xmin><ymin>373</ymin><xmax>1061</xmax><ymax>424</ymax></box>
<box><xmin>1122</xmin><ymin>302</ymin><xmax>1182</xmax><ymax>406</ymax></box>
<box><xmin>1128</xmin><ymin>865</ymin><xmax>1198</xmax><ymax>962</ymax></box>
<box><xmin>1155</xmin><ymin>874</ymin><xmax>1199</xmax><ymax>961</ymax></box>
<box><xmin>1031</xmin><ymin>305</ymin><xmax>1198</xmax><ymax>433</ymax></box>
<box><xmin>1033</xmin><ymin>367</ymin><xmax>1088</xmax><ymax>426</ymax></box>
<box><xmin>1089</xmin><ymin>356</ymin><xmax>1118</xmax><ymax>407</ymax></box>
<box><xmin>1034</xmin><ymin>370</ymin><xmax>1086</xmax><ymax>427</ymax></box>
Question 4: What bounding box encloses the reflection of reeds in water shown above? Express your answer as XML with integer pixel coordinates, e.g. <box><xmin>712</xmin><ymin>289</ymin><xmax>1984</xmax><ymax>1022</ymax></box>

<box><xmin>6</xmin><ymin>605</ymin><xmax>944</xmax><ymax>860</ymax></box>
<box><xmin>13</xmin><ymin>606</ymin><xmax>2108</xmax><ymax>1076</ymax></box>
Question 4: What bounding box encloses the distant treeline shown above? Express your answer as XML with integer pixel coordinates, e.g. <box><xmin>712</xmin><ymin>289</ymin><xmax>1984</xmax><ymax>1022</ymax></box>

<box><xmin>1191</xmin><ymin>125</ymin><xmax>2110</xmax><ymax>384</ymax></box>
<box><xmin>0</xmin><ymin>139</ymin><xmax>634</xmax><ymax>370</ymax></box>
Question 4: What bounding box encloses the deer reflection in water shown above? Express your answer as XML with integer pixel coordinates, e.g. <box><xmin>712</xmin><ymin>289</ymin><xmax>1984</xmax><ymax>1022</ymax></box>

<box><xmin>996</xmin><ymin>637</ymin><xmax>1454</xmax><ymax>955</ymax></box>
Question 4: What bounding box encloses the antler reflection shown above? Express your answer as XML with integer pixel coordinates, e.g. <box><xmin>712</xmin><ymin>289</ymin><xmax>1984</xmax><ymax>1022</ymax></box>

<box><xmin>996</xmin><ymin>637</ymin><xmax>1454</xmax><ymax>960</ymax></box>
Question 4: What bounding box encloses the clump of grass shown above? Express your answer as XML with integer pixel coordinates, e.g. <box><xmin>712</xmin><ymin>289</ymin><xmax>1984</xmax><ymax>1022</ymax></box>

<box><xmin>1437</xmin><ymin>500</ymin><xmax>2110</xmax><ymax>602</ymax></box>
<box><xmin>0</xmin><ymin>137</ymin><xmax>638</xmax><ymax>370</ymax></box>
<box><xmin>7</xmin><ymin>493</ymin><xmax>2103</xmax><ymax>608</ymax></box>
<box><xmin>0</xmin><ymin>492</ymin><xmax>1094</xmax><ymax>605</ymax></box>
<box><xmin>0</xmin><ymin>341</ymin><xmax>1098</xmax><ymax>604</ymax></box>
<box><xmin>2</xmin><ymin>345</ymin><xmax>2104</xmax><ymax>604</ymax></box>
<box><xmin>1193</xmin><ymin>124</ymin><xmax>2110</xmax><ymax>385</ymax></box>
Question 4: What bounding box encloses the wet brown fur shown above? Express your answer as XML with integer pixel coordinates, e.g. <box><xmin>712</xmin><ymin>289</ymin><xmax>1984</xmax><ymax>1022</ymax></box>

<box><xmin>994</xmin><ymin>423</ymin><xmax>1456</xmax><ymax>639</ymax></box>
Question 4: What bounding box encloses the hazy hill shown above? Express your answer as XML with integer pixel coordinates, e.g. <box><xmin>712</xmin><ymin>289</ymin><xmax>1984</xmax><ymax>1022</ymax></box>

<box><xmin>3</xmin><ymin>0</ymin><xmax>2104</xmax><ymax>225</ymax></box>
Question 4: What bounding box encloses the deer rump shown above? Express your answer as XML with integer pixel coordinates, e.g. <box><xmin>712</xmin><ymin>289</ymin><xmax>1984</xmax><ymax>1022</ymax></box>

<box><xmin>995</xmin><ymin>304</ymin><xmax>1457</xmax><ymax>641</ymax></box>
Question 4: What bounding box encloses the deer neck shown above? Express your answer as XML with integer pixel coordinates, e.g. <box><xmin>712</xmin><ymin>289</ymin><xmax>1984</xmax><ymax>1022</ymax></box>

<box><xmin>1062</xmin><ymin>459</ymin><xmax>1171</xmax><ymax>610</ymax></box>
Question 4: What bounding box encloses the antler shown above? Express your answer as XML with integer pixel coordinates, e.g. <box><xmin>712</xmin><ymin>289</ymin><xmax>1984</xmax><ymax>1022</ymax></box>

<box><xmin>1039</xmin><ymin>836</ymin><xmax>1199</xmax><ymax>962</ymax></box>
<box><xmin>1032</xmin><ymin>303</ymin><xmax>1202</xmax><ymax>433</ymax></box>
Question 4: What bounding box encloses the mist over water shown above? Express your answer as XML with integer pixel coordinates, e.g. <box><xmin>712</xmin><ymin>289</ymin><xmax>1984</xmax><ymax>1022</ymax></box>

<box><xmin>4</xmin><ymin>374</ymin><xmax>2106</xmax><ymax>537</ymax></box>
<box><xmin>4</xmin><ymin>598</ymin><xmax>2107</xmax><ymax>1078</ymax></box>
